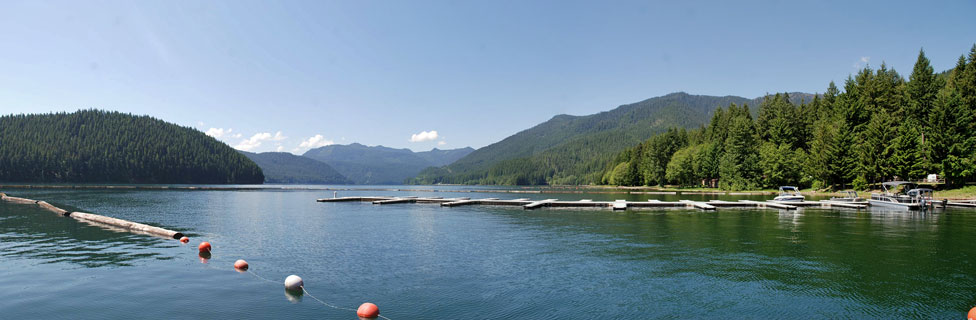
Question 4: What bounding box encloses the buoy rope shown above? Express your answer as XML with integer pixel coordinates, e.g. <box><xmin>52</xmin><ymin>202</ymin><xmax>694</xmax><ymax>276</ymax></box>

<box><xmin>246</xmin><ymin>269</ymin><xmax>279</xmax><ymax>285</ymax></box>
<box><xmin>299</xmin><ymin>286</ymin><xmax>358</xmax><ymax>312</ymax></box>
<box><xmin>247</xmin><ymin>268</ymin><xmax>392</xmax><ymax>320</ymax></box>
<box><xmin>192</xmin><ymin>247</ymin><xmax>392</xmax><ymax>318</ymax></box>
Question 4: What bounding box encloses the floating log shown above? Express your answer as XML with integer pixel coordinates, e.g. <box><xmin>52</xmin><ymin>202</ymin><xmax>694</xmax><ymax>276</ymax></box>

<box><xmin>2</xmin><ymin>195</ymin><xmax>37</xmax><ymax>205</ymax></box>
<box><xmin>69</xmin><ymin>211</ymin><xmax>183</xmax><ymax>239</ymax></box>
<box><xmin>37</xmin><ymin>201</ymin><xmax>69</xmax><ymax>215</ymax></box>
<box><xmin>1</xmin><ymin>193</ymin><xmax>184</xmax><ymax>240</ymax></box>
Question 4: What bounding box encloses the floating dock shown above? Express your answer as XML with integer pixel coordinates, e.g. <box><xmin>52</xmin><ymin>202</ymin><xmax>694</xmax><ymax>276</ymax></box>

<box><xmin>315</xmin><ymin>196</ymin><xmax>879</xmax><ymax>211</ymax></box>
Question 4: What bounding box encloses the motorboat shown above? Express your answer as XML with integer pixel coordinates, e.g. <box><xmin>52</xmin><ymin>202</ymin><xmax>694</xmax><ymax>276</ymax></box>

<box><xmin>773</xmin><ymin>186</ymin><xmax>805</xmax><ymax>202</ymax></box>
<box><xmin>868</xmin><ymin>181</ymin><xmax>935</xmax><ymax>210</ymax></box>
<box><xmin>829</xmin><ymin>190</ymin><xmax>866</xmax><ymax>203</ymax></box>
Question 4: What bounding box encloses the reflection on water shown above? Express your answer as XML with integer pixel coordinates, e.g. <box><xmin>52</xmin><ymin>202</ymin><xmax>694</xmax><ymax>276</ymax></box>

<box><xmin>0</xmin><ymin>204</ymin><xmax>176</xmax><ymax>268</ymax></box>
<box><xmin>1</xmin><ymin>188</ymin><xmax>975</xmax><ymax>319</ymax></box>
<box><xmin>284</xmin><ymin>289</ymin><xmax>304</xmax><ymax>303</ymax></box>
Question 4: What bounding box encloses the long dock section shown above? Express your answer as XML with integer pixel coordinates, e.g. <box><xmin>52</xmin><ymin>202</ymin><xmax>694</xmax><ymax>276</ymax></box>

<box><xmin>315</xmin><ymin>196</ymin><xmax>875</xmax><ymax>211</ymax></box>
<box><xmin>0</xmin><ymin>192</ymin><xmax>184</xmax><ymax>239</ymax></box>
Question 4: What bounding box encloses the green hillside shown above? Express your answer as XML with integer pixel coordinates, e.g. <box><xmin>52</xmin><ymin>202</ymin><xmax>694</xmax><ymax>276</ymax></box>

<box><xmin>0</xmin><ymin>110</ymin><xmax>264</xmax><ymax>184</ymax></box>
<box><xmin>410</xmin><ymin>92</ymin><xmax>767</xmax><ymax>185</ymax></box>
<box><xmin>603</xmin><ymin>47</ymin><xmax>976</xmax><ymax>190</ymax></box>
<box><xmin>240</xmin><ymin>151</ymin><xmax>351</xmax><ymax>184</ymax></box>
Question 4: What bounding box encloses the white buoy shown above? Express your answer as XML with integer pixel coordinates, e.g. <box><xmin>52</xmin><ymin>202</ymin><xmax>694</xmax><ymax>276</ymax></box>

<box><xmin>284</xmin><ymin>275</ymin><xmax>303</xmax><ymax>291</ymax></box>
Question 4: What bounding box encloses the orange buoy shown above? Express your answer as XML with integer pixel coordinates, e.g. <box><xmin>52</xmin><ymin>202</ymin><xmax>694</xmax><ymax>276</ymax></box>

<box><xmin>234</xmin><ymin>259</ymin><xmax>249</xmax><ymax>271</ymax></box>
<box><xmin>180</xmin><ymin>236</ymin><xmax>189</xmax><ymax>243</ymax></box>
<box><xmin>198</xmin><ymin>241</ymin><xmax>211</xmax><ymax>252</ymax></box>
<box><xmin>969</xmin><ymin>306</ymin><xmax>976</xmax><ymax>320</ymax></box>
<box><xmin>357</xmin><ymin>302</ymin><xmax>380</xmax><ymax>318</ymax></box>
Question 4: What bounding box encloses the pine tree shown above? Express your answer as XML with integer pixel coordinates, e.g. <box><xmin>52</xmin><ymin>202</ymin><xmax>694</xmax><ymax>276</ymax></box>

<box><xmin>859</xmin><ymin>108</ymin><xmax>898</xmax><ymax>183</ymax></box>
<box><xmin>907</xmin><ymin>49</ymin><xmax>941</xmax><ymax>123</ymax></box>
<box><xmin>719</xmin><ymin>112</ymin><xmax>760</xmax><ymax>190</ymax></box>
<box><xmin>806</xmin><ymin>114</ymin><xmax>838</xmax><ymax>188</ymax></box>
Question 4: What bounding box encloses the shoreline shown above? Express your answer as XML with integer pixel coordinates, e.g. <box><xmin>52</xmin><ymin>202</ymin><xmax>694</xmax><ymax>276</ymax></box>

<box><xmin>3</xmin><ymin>183</ymin><xmax>974</xmax><ymax>200</ymax></box>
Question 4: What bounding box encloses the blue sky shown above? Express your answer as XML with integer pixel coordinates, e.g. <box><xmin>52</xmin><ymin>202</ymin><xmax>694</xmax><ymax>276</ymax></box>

<box><xmin>1</xmin><ymin>1</ymin><xmax>973</xmax><ymax>153</ymax></box>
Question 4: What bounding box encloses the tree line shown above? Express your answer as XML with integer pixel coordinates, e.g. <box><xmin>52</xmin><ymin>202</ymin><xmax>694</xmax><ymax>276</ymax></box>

<box><xmin>602</xmin><ymin>46</ymin><xmax>976</xmax><ymax>190</ymax></box>
<box><xmin>0</xmin><ymin>110</ymin><xmax>264</xmax><ymax>184</ymax></box>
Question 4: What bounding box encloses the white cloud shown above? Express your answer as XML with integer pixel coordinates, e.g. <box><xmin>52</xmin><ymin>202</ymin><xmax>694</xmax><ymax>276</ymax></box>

<box><xmin>234</xmin><ymin>131</ymin><xmax>286</xmax><ymax>151</ymax></box>
<box><xmin>437</xmin><ymin>141</ymin><xmax>447</xmax><ymax>146</ymax></box>
<box><xmin>205</xmin><ymin>128</ymin><xmax>233</xmax><ymax>139</ymax></box>
<box><xmin>197</xmin><ymin>121</ymin><xmax>205</xmax><ymax>127</ymax></box>
<box><xmin>410</xmin><ymin>130</ymin><xmax>439</xmax><ymax>142</ymax></box>
<box><xmin>276</xmin><ymin>145</ymin><xmax>285</xmax><ymax>152</ymax></box>
<box><xmin>854</xmin><ymin>56</ymin><xmax>870</xmax><ymax>69</ymax></box>
<box><xmin>299</xmin><ymin>134</ymin><xmax>335</xmax><ymax>149</ymax></box>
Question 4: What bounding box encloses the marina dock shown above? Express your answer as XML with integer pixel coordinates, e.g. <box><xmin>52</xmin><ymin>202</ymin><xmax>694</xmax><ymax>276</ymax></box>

<box><xmin>317</xmin><ymin>196</ymin><xmax>877</xmax><ymax>211</ymax></box>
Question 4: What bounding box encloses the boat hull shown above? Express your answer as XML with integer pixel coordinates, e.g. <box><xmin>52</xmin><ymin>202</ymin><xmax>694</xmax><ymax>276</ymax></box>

<box><xmin>868</xmin><ymin>199</ymin><xmax>921</xmax><ymax>210</ymax></box>
<box><xmin>773</xmin><ymin>196</ymin><xmax>805</xmax><ymax>202</ymax></box>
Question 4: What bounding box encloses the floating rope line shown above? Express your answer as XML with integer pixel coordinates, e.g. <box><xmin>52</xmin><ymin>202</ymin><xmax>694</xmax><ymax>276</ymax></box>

<box><xmin>246</xmin><ymin>268</ymin><xmax>279</xmax><ymax>285</ymax></box>
<box><xmin>300</xmin><ymin>286</ymin><xmax>358</xmax><ymax>312</ymax></box>
<box><xmin>246</xmin><ymin>267</ymin><xmax>392</xmax><ymax>320</ymax></box>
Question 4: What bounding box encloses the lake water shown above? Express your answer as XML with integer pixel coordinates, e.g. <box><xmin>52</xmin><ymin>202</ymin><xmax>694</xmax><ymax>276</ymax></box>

<box><xmin>1</xmin><ymin>186</ymin><xmax>975</xmax><ymax>319</ymax></box>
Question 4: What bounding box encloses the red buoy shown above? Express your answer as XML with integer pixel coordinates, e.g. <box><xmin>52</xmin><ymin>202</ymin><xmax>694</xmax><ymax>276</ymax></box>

<box><xmin>969</xmin><ymin>306</ymin><xmax>976</xmax><ymax>320</ymax></box>
<box><xmin>180</xmin><ymin>236</ymin><xmax>189</xmax><ymax>243</ymax></box>
<box><xmin>357</xmin><ymin>302</ymin><xmax>379</xmax><ymax>318</ymax></box>
<box><xmin>198</xmin><ymin>241</ymin><xmax>211</xmax><ymax>252</ymax></box>
<box><xmin>234</xmin><ymin>259</ymin><xmax>249</xmax><ymax>271</ymax></box>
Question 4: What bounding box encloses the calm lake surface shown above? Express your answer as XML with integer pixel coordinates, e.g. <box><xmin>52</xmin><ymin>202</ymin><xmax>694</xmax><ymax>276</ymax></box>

<box><xmin>1</xmin><ymin>186</ymin><xmax>975</xmax><ymax>319</ymax></box>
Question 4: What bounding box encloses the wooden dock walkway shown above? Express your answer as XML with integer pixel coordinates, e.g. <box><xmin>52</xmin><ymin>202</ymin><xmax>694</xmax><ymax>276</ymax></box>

<box><xmin>316</xmin><ymin>195</ymin><xmax>976</xmax><ymax>212</ymax></box>
<box><xmin>946</xmin><ymin>200</ymin><xmax>976</xmax><ymax>208</ymax></box>
<box><xmin>313</xmin><ymin>196</ymin><xmax>883</xmax><ymax>212</ymax></box>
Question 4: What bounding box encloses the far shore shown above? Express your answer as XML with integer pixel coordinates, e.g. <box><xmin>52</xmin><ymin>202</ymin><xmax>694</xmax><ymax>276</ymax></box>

<box><xmin>3</xmin><ymin>183</ymin><xmax>975</xmax><ymax>200</ymax></box>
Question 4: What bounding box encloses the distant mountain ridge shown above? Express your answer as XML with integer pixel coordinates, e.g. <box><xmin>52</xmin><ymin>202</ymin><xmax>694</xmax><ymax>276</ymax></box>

<box><xmin>411</xmin><ymin>92</ymin><xmax>815</xmax><ymax>185</ymax></box>
<box><xmin>240</xmin><ymin>151</ymin><xmax>351</xmax><ymax>184</ymax></box>
<box><xmin>303</xmin><ymin>143</ymin><xmax>474</xmax><ymax>184</ymax></box>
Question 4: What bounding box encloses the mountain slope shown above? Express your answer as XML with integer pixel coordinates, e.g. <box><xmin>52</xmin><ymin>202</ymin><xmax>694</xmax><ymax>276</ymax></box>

<box><xmin>240</xmin><ymin>151</ymin><xmax>351</xmax><ymax>184</ymax></box>
<box><xmin>412</xmin><ymin>92</ymin><xmax>811</xmax><ymax>185</ymax></box>
<box><xmin>303</xmin><ymin>143</ymin><xmax>473</xmax><ymax>184</ymax></box>
<box><xmin>0</xmin><ymin>110</ymin><xmax>264</xmax><ymax>184</ymax></box>
<box><xmin>415</xmin><ymin>147</ymin><xmax>476</xmax><ymax>167</ymax></box>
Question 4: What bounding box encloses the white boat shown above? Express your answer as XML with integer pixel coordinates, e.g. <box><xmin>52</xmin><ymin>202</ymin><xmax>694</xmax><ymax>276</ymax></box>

<box><xmin>773</xmin><ymin>186</ymin><xmax>805</xmax><ymax>202</ymax></box>
<box><xmin>868</xmin><ymin>181</ymin><xmax>934</xmax><ymax>210</ymax></box>
<box><xmin>829</xmin><ymin>190</ymin><xmax>866</xmax><ymax>203</ymax></box>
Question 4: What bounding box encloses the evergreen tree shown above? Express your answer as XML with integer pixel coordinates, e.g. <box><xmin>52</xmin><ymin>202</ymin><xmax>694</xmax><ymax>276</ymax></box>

<box><xmin>719</xmin><ymin>111</ymin><xmax>760</xmax><ymax>190</ymax></box>
<box><xmin>859</xmin><ymin>108</ymin><xmax>898</xmax><ymax>183</ymax></box>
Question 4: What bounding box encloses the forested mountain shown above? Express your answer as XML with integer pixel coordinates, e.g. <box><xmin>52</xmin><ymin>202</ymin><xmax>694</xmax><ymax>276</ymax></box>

<box><xmin>603</xmin><ymin>46</ymin><xmax>976</xmax><ymax>190</ymax></box>
<box><xmin>0</xmin><ymin>110</ymin><xmax>263</xmax><ymax>184</ymax></box>
<box><xmin>303</xmin><ymin>143</ymin><xmax>473</xmax><ymax>184</ymax></box>
<box><xmin>410</xmin><ymin>92</ymin><xmax>816</xmax><ymax>185</ymax></box>
<box><xmin>240</xmin><ymin>151</ymin><xmax>351</xmax><ymax>184</ymax></box>
<box><xmin>416</xmin><ymin>147</ymin><xmax>476</xmax><ymax>167</ymax></box>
